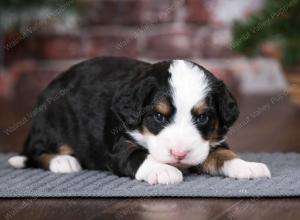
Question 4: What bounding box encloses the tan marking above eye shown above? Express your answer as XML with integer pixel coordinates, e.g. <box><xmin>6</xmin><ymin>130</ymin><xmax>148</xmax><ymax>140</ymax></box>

<box><xmin>193</xmin><ymin>102</ymin><xmax>208</xmax><ymax>115</ymax></box>
<box><xmin>156</xmin><ymin>101</ymin><xmax>171</xmax><ymax>115</ymax></box>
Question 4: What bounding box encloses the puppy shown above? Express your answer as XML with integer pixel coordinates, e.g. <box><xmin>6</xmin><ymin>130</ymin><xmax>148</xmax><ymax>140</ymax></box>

<box><xmin>8</xmin><ymin>57</ymin><xmax>271</xmax><ymax>184</ymax></box>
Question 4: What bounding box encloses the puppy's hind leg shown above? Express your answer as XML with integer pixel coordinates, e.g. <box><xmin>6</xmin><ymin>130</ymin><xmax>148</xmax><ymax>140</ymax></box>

<box><xmin>39</xmin><ymin>145</ymin><xmax>82</xmax><ymax>173</ymax></box>
<box><xmin>8</xmin><ymin>155</ymin><xmax>28</xmax><ymax>169</ymax></box>
<box><xmin>9</xmin><ymin>142</ymin><xmax>82</xmax><ymax>173</ymax></box>
<box><xmin>47</xmin><ymin>155</ymin><xmax>82</xmax><ymax>173</ymax></box>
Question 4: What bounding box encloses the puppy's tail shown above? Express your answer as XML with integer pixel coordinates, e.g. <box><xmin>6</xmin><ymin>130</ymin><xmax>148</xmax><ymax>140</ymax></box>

<box><xmin>8</xmin><ymin>155</ymin><xmax>28</xmax><ymax>169</ymax></box>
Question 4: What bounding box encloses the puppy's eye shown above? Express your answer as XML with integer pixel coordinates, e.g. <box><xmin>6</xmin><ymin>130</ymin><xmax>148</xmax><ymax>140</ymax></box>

<box><xmin>195</xmin><ymin>114</ymin><xmax>209</xmax><ymax>125</ymax></box>
<box><xmin>153</xmin><ymin>113</ymin><xmax>167</xmax><ymax>124</ymax></box>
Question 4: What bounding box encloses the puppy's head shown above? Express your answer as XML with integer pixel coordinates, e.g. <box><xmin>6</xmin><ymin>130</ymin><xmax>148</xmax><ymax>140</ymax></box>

<box><xmin>113</xmin><ymin>60</ymin><xmax>239</xmax><ymax>167</ymax></box>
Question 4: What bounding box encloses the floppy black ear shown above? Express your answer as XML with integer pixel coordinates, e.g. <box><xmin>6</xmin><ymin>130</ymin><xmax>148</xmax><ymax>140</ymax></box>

<box><xmin>111</xmin><ymin>77</ymin><xmax>157</xmax><ymax>128</ymax></box>
<box><xmin>217</xmin><ymin>81</ymin><xmax>239</xmax><ymax>130</ymax></box>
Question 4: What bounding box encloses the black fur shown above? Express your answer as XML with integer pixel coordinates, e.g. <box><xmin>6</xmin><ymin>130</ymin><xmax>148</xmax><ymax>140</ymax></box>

<box><xmin>20</xmin><ymin>57</ymin><xmax>239</xmax><ymax>178</ymax></box>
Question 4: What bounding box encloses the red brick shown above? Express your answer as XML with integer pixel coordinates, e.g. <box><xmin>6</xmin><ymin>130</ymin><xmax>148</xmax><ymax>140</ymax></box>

<box><xmin>85</xmin><ymin>33</ymin><xmax>139</xmax><ymax>58</ymax></box>
<box><xmin>7</xmin><ymin>61</ymin><xmax>72</xmax><ymax>107</ymax></box>
<box><xmin>79</xmin><ymin>0</ymin><xmax>176</xmax><ymax>25</ymax></box>
<box><xmin>28</xmin><ymin>35</ymin><xmax>83</xmax><ymax>60</ymax></box>
<box><xmin>4</xmin><ymin>30</ymin><xmax>33</xmax><ymax>65</ymax></box>
<box><xmin>144</xmin><ymin>30</ymin><xmax>193</xmax><ymax>59</ymax></box>
<box><xmin>185</xmin><ymin>0</ymin><xmax>211</xmax><ymax>24</ymax></box>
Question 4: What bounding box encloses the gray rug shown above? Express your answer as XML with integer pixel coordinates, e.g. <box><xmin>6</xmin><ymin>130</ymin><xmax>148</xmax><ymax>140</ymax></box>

<box><xmin>0</xmin><ymin>153</ymin><xmax>299</xmax><ymax>198</ymax></box>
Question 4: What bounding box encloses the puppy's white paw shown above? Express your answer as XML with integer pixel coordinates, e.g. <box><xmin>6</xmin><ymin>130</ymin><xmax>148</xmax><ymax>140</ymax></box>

<box><xmin>135</xmin><ymin>156</ymin><xmax>183</xmax><ymax>185</ymax></box>
<box><xmin>8</xmin><ymin>156</ymin><xmax>27</xmax><ymax>168</ymax></box>
<box><xmin>146</xmin><ymin>165</ymin><xmax>183</xmax><ymax>185</ymax></box>
<box><xmin>49</xmin><ymin>155</ymin><xmax>82</xmax><ymax>173</ymax></box>
<box><xmin>221</xmin><ymin>158</ymin><xmax>271</xmax><ymax>179</ymax></box>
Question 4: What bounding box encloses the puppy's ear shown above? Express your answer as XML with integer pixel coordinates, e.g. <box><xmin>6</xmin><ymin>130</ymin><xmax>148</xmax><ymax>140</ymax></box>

<box><xmin>112</xmin><ymin>77</ymin><xmax>157</xmax><ymax>128</ymax></box>
<box><xmin>216</xmin><ymin>81</ymin><xmax>239</xmax><ymax>130</ymax></box>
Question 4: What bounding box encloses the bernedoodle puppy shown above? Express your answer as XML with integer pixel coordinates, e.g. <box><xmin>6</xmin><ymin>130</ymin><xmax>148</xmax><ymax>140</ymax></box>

<box><xmin>9</xmin><ymin>57</ymin><xmax>271</xmax><ymax>184</ymax></box>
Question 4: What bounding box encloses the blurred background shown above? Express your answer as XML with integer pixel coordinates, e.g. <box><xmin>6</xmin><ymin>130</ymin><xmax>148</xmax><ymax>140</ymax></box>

<box><xmin>0</xmin><ymin>0</ymin><xmax>299</xmax><ymax>153</ymax></box>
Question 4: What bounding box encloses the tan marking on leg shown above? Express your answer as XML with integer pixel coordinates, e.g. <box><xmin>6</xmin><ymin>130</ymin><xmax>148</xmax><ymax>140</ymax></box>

<box><xmin>201</xmin><ymin>149</ymin><xmax>237</xmax><ymax>175</ymax></box>
<box><xmin>39</xmin><ymin>153</ymin><xmax>55</xmax><ymax>170</ymax></box>
<box><xmin>58</xmin><ymin>144</ymin><xmax>74</xmax><ymax>155</ymax></box>
<box><xmin>38</xmin><ymin>145</ymin><xmax>74</xmax><ymax>170</ymax></box>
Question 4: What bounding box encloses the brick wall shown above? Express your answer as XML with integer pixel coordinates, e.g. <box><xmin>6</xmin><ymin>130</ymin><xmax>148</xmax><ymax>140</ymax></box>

<box><xmin>4</xmin><ymin>0</ymin><xmax>265</xmax><ymax>63</ymax></box>
<box><xmin>2</xmin><ymin>0</ymin><xmax>272</xmax><ymax>99</ymax></box>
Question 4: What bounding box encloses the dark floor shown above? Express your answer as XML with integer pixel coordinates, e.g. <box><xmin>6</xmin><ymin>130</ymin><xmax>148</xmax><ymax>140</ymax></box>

<box><xmin>0</xmin><ymin>93</ymin><xmax>300</xmax><ymax>220</ymax></box>
<box><xmin>1</xmin><ymin>198</ymin><xmax>300</xmax><ymax>220</ymax></box>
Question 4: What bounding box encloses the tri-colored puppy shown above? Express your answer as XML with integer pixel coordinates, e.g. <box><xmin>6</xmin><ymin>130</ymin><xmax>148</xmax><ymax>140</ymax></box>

<box><xmin>9</xmin><ymin>57</ymin><xmax>271</xmax><ymax>184</ymax></box>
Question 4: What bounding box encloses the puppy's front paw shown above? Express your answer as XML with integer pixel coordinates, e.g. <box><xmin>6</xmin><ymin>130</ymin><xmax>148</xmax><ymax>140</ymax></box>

<box><xmin>135</xmin><ymin>156</ymin><xmax>183</xmax><ymax>185</ymax></box>
<box><xmin>221</xmin><ymin>158</ymin><xmax>271</xmax><ymax>179</ymax></box>
<box><xmin>147</xmin><ymin>165</ymin><xmax>183</xmax><ymax>185</ymax></box>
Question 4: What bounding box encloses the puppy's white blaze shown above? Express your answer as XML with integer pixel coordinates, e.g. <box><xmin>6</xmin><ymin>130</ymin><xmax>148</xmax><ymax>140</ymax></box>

<box><xmin>129</xmin><ymin>60</ymin><xmax>211</xmax><ymax>166</ymax></box>
<box><xmin>169</xmin><ymin>60</ymin><xmax>210</xmax><ymax>117</ymax></box>
<box><xmin>163</xmin><ymin>60</ymin><xmax>210</xmax><ymax>164</ymax></box>
<box><xmin>8</xmin><ymin>156</ymin><xmax>27</xmax><ymax>168</ymax></box>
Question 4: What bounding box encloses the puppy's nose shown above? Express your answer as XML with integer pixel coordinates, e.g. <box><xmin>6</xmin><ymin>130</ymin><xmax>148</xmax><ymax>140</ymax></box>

<box><xmin>171</xmin><ymin>149</ymin><xmax>188</xmax><ymax>160</ymax></box>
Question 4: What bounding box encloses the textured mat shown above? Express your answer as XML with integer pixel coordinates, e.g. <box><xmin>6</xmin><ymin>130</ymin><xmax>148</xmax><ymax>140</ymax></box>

<box><xmin>0</xmin><ymin>153</ymin><xmax>299</xmax><ymax>198</ymax></box>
